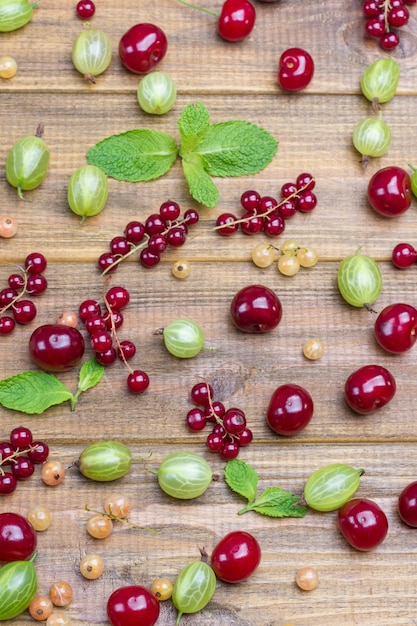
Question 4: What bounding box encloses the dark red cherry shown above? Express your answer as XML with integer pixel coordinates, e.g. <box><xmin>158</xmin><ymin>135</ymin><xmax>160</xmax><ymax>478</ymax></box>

<box><xmin>367</xmin><ymin>166</ymin><xmax>412</xmax><ymax>217</ymax></box>
<box><xmin>337</xmin><ymin>498</ymin><xmax>388</xmax><ymax>551</ymax></box>
<box><xmin>374</xmin><ymin>302</ymin><xmax>417</xmax><ymax>353</ymax></box>
<box><xmin>266</xmin><ymin>383</ymin><xmax>314</xmax><ymax>435</ymax></box>
<box><xmin>211</xmin><ymin>530</ymin><xmax>261</xmax><ymax>582</ymax></box>
<box><xmin>344</xmin><ymin>364</ymin><xmax>396</xmax><ymax>415</ymax></box>
<box><xmin>29</xmin><ymin>324</ymin><xmax>85</xmax><ymax>372</ymax></box>
<box><xmin>398</xmin><ymin>481</ymin><xmax>417</xmax><ymax>527</ymax></box>
<box><xmin>217</xmin><ymin>0</ymin><xmax>256</xmax><ymax>42</ymax></box>
<box><xmin>230</xmin><ymin>284</ymin><xmax>282</xmax><ymax>333</ymax></box>
<box><xmin>0</xmin><ymin>512</ymin><xmax>37</xmax><ymax>562</ymax></box>
<box><xmin>107</xmin><ymin>585</ymin><xmax>159</xmax><ymax>626</ymax></box>
<box><xmin>278</xmin><ymin>47</ymin><xmax>314</xmax><ymax>92</ymax></box>
<box><xmin>119</xmin><ymin>23</ymin><xmax>168</xmax><ymax>74</ymax></box>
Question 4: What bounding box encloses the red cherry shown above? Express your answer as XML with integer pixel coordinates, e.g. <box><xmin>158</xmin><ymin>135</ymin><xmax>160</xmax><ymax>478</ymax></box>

<box><xmin>374</xmin><ymin>302</ymin><xmax>417</xmax><ymax>353</ymax></box>
<box><xmin>0</xmin><ymin>512</ymin><xmax>37</xmax><ymax>562</ymax></box>
<box><xmin>398</xmin><ymin>481</ymin><xmax>417</xmax><ymax>527</ymax></box>
<box><xmin>367</xmin><ymin>166</ymin><xmax>412</xmax><ymax>217</ymax></box>
<box><xmin>29</xmin><ymin>324</ymin><xmax>85</xmax><ymax>372</ymax></box>
<box><xmin>211</xmin><ymin>530</ymin><xmax>261</xmax><ymax>582</ymax></box>
<box><xmin>337</xmin><ymin>498</ymin><xmax>389</xmax><ymax>551</ymax></box>
<box><xmin>344</xmin><ymin>364</ymin><xmax>396</xmax><ymax>415</ymax></box>
<box><xmin>119</xmin><ymin>23</ymin><xmax>168</xmax><ymax>74</ymax></box>
<box><xmin>107</xmin><ymin>585</ymin><xmax>160</xmax><ymax>626</ymax></box>
<box><xmin>230</xmin><ymin>284</ymin><xmax>282</xmax><ymax>333</ymax></box>
<box><xmin>266</xmin><ymin>383</ymin><xmax>314</xmax><ymax>436</ymax></box>
<box><xmin>217</xmin><ymin>0</ymin><xmax>256</xmax><ymax>42</ymax></box>
<box><xmin>278</xmin><ymin>47</ymin><xmax>315</xmax><ymax>92</ymax></box>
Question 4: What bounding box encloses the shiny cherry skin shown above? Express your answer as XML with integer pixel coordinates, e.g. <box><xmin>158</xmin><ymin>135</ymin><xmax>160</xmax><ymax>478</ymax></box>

<box><xmin>278</xmin><ymin>47</ymin><xmax>314</xmax><ymax>91</ymax></box>
<box><xmin>217</xmin><ymin>0</ymin><xmax>256</xmax><ymax>42</ymax></box>
<box><xmin>392</xmin><ymin>242</ymin><xmax>417</xmax><ymax>268</ymax></box>
<box><xmin>266</xmin><ymin>383</ymin><xmax>314</xmax><ymax>436</ymax></box>
<box><xmin>230</xmin><ymin>284</ymin><xmax>282</xmax><ymax>333</ymax></box>
<box><xmin>344</xmin><ymin>364</ymin><xmax>396</xmax><ymax>415</ymax></box>
<box><xmin>107</xmin><ymin>585</ymin><xmax>160</xmax><ymax>626</ymax></box>
<box><xmin>374</xmin><ymin>302</ymin><xmax>417</xmax><ymax>353</ymax></box>
<box><xmin>211</xmin><ymin>530</ymin><xmax>261</xmax><ymax>583</ymax></box>
<box><xmin>367</xmin><ymin>166</ymin><xmax>412</xmax><ymax>217</ymax></box>
<box><xmin>119</xmin><ymin>23</ymin><xmax>168</xmax><ymax>74</ymax></box>
<box><xmin>398</xmin><ymin>481</ymin><xmax>417</xmax><ymax>527</ymax></box>
<box><xmin>29</xmin><ymin>324</ymin><xmax>85</xmax><ymax>372</ymax></box>
<box><xmin>337</xmin><ymin>498</ymin><xmax>389</xmax><ymax>551</ymax></box>
<box><xmin>0</xmin><ymin>512</ymin><xmax>37</xmax><ymax>562</ymax></box>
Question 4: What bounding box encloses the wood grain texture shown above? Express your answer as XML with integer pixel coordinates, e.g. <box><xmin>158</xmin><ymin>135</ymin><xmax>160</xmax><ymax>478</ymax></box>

<box><xmin>1</xmin><ymin>1</ymin><xmax>417</xmax><ymax>625</ymax></box>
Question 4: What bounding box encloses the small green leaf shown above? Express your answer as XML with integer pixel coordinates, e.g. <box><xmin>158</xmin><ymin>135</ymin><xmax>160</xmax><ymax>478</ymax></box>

<box><xmin>240</xmin><ymin>487</ymin><xmax>307</xmax><ymax>518</ymax></box>
<box><xmin>87</xmin><ymin>129</ymin><xmax>178</xmax><ymax>182</ymax></box>
<box><xmin>182</xmin><ymin>152</ymin><xmax>219</xmax><ymax>208</ymax></box>
<box><xmin>197</xmin><ymin>121</ymin><xmax>278</xmax><ymax>177</ymax></box>
<box><xmin>77</xmin><ymin>357</ymin><xmax>105</xmax><ymax>393</ymax></box>
<box><xmin>0</xmin><ymin>371</ymin><xmax>72</xmax><ymax>415</ymax></box>
<box><xmin>178</xmin><ymin>102</ymin><xmax>211</xmax><ymax>155</ymax></box>
<box><xmin>224</xmin><ymin>458</ymin><xmax>258</xmax><ymax>504</ymax></box>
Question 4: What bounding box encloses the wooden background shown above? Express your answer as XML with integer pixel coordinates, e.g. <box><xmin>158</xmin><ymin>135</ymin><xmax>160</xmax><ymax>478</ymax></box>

<box><xmin>1</xmin><ymin>1</ymin><xmax>417</xmax><ymax>624</ymax></box>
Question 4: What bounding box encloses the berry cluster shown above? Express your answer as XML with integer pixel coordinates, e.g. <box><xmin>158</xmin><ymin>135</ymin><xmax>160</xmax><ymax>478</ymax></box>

<box><xmin>97</xmin><ymin>200</ymin><xmax>199</xmax><ymax>274</ymax></box>
<box><xmin>215</xmin><ymin>172</ymin><xmax>316</xmax><ymax>237</ymax></box>
<box><xmin>391</xmin><ymin>242</ymin><xmax>417</xmax><ymax>268</ymax></box>
<box><xmin>363</xmin><ymin>0</ymin><xmax>414</xmax><ymax>51</ymax></box>
<box><xmin>251</xmin><ymin>238</ymin><xmax>319</xmax><ymax>276</ymax></box>
<box><xmin>0</xmin><ymin>426</ymin><xmax>49</xmax><ymax>495</ymax></box>
<box><xmin>0</xmin><ymin>252</ymin><xmax>48</xmax><ymax>335</ymax></box>
<box><xmin>186</xmin><ymin>382</ymin><xmax>253</xmax><ymax>460</ymax></box>
<box><xmin>79</xmin><ymin>285</ymin><xmax>150</xmax><ymax>393</ymax></box>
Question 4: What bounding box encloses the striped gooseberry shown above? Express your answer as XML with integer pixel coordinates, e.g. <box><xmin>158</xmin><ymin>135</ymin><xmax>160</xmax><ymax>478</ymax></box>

<box><xmin>337</xmin><ymin>250</ymin><xmax>382</xmax><ymax>308</ymax></box>
<box><xmin>78</xmin><ymin>441</ymin><xmax>132</xmax><ymax>482</ymax></box>
<box><xmin>172</xmin><ymin>560</ymin><xmax>216</xmax><ymax>624</ymax></box>
<box><xmin>361</xmin><ymin>58</ymin><xmax>400</xmax><ymax>105</ymax></box>
<box><xmin>303</xmin><ymin>463</ymin><xmax>365</xmax><ymax>512</ymax></box>
<box><xmin>352</xmin><ymin>114</ymin><xmax>391</xmax><ymax>161</ymax></box>
<box><xmin>67</xmin><ymin>164</ymin><xmax>109</xmax><ymax>223</ymax></box>
<box><xmin>137</xmin><ymin>71</ymin><xmax>177</xmax><ymax>115</ymax></box>
<box><xmin>6</xmin><ymin>127</ymin><xmax>50</xmax><ymax>199</ymax></box>
<box><xmin>161</xmin><ymin>317</ymin><xmax>205</xmax><ymax>358</ymax></box>
<box><xmin>72</xmin><ymin>28</ymin><xmax>112</xmax><ymax>83</ymax></box>
<box><xmin>155</xmin><ymin>451</ymin><xmax>212</xmax><ymax>500</ymax></box>
<box><xmin>0</xmin><ymin>556</ymin><xmax>37</xmax><ymax>620</ymax></box>
<box><xmin>0</xmin><ymin>0</ymin><xmax>33</xmax><ymax>32</ymax></box>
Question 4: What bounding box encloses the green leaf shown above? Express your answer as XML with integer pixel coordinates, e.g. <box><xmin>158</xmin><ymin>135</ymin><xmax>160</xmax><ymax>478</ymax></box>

<box><xmin>86</xmin><ymin>129</ymin><xmax>178</xmax><ymax>182</ymax></box>
<box><xmin>178</xmin><ymin>102</ymin><xmax>211</xmax><ymax>155</ymax></box>
<box><xmin>181</xmin><ymin>152</ymin><xmax>219</xmax><ymax>208</ymax></box>
<box><xmin>240</xmin><ymin>487</ymin><xmax>307</xmax><ymax>518</ymax></box>
<box><xmin>196</xmin><ymin>121</ymin><xmax>278</xmax><ymax>177</ymax></box>
<box><xmin>77</xmin><ymin>358</ymin><xmax>105</xmax><ymax>393</ymax></box>
<box><xmin>0</xmin><ymin>371</ymin><xmax>72</xmax><ymax>415</ymax></box>
<box><xmin>224</xmin><ymin>458</ymin><xmax>258</xmax><ymax>504</ymax></box>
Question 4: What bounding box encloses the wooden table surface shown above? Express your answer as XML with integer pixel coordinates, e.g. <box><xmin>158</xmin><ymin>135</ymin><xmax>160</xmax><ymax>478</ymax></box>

<box><xmin>1</xmin><ymin>1</ymin><xmax>417</xmax><ymax>624</ymax></box>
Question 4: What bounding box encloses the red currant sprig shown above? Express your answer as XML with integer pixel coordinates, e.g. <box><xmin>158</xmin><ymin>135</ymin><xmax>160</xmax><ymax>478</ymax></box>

<box><xmin>0</xmin><ymin>426</ymin><xmax>49</xmax><ymax>495</ymax></box>
<box><xmin>98</xmin><ymin>201</ymin><xmax>199</xmax><ymax>275</ymax></box>
<box><xmin>363</xmin><ymin>0</ymin><xmax>413</xmax><ymax>51</ymax></box>
<box><xmin>186</xmin><ymin>381</ymin><xmax>253</xmax><ymax>460</ymax></box>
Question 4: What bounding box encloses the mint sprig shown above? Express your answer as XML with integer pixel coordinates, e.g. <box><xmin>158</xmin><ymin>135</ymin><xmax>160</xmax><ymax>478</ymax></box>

<box><xmin>0</xmin><ymin>358</ymin><xmax>105</xmax><ymax>414</ymax></box>
<box><xmin>224</xmin><ymin>458</ymin><xmax>307</xmax><ymax>518</ymax></box>
<box><xmin>87</xmin><ymin>102</ymin><xmax>278</xmax><ymax>208</ymax></box>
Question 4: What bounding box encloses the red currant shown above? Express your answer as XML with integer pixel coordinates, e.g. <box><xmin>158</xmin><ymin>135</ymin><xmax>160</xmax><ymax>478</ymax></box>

<box><xmin>76</xmin><ymin>0</ymin><xmax>95</xmax><ymax>19</ymax></box>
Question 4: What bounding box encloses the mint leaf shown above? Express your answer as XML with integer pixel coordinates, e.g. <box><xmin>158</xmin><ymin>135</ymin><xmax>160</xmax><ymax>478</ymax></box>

<box><xmin>87</xmin><ymin>129</ymin><xmax>178</xmax><ymax>182</ymax></box>
<box><xmin>197</xmin><ymin>121</ymin><xmax>278</xmax><ymax>177</ymax></box>
<box><xmin>224</xmin><ymin>458</ymin><xmax>258</xmax><ymax>504</ymax></box>
<box><xmin>77</xmin><ymin>357</ymin><xmax>105</xmax><ymax>393</ymax></box>
<box><xmin>0</xmin><ymin>371</ymin><xmax>72</xmax><ymax>415</ymax></box>
<box><xmin>239</xmin><ymin>487</ymin><xmax>307</xmax><ymax>518</ymax></box>
<box><xmin>182</xmin><ymin>152</ymin><xmax>219</xmax><ymax>208</ymax></box>
<box><xmin>178</xmin><ymin>102</ymin><xmax>210</xmax><ymax>155</ymax></box>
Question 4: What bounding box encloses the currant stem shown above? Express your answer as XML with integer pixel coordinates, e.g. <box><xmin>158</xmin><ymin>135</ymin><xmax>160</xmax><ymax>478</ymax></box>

<box><xmin>0</xmin><ymin>443</ymin><xmax>40</xmax><ymax>467</ymax></box>
<box><xmin>176</xmin><ymin>0</ymin><xmax>219</xmax><ymax>18</ymax></box>
<box><xmin>102</xmin><ymin>277</ymin><xmax>133</xmax><ymax>374</ymax></box>
<box><xmin>0</xmin><ymin>266</ymin><xmax>28</xmax><ymax>316</ymax></box>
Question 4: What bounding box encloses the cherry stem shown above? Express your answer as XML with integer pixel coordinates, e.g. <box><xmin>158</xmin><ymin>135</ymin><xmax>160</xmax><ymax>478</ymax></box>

<box><xmin>176</xmin><ymin>0</ymin><xmax>219</xmax><ymax>18</ymax></box>
<box><xmin>211</xmin><ymin>179</ymin><xmax>315</xmax><ymax>232</ymax></box>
